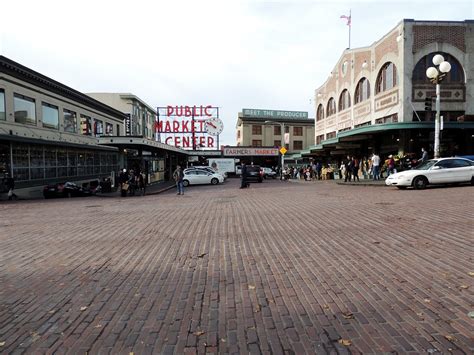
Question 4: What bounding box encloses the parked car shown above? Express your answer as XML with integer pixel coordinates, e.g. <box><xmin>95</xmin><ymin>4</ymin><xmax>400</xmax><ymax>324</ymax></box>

<box><xmin>262</xmin><ymin>167</ymin><xmax>277</xmax><ymax>179</ymax></box>
<box><xmin>185</xmin><ymin>166</ymin><xmax>227</xmax><ymax>179</ymax></box>
<box><xmin>245</xmin><ymin>165</ymin><xmax>264</xmax><ymax>183</ymax></box>
<box><xmin>385</xmin><ymin>157</ymin><xmax>474</xmax><ymax>190</ymax></box>
<box><xmin>43</xmin><ymin>182</ymin><xmax>98</xmax><ymax>198</ymax></box>
<box><xmin>182</xmin><ymin>169</ymin><xmax>224</xmax><ymax>186</ymax></box>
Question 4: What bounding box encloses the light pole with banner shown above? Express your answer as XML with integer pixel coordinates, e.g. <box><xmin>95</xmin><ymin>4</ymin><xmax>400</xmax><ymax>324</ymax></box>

<box><xmin>265</xmin><ymin>120</ymin><xmax>286</xmax><ymax>179</ymax></box>
<box><xmin>425</xmin><ymin>54</ymin><xmax>451</xmax><ymax>159</ymax></box>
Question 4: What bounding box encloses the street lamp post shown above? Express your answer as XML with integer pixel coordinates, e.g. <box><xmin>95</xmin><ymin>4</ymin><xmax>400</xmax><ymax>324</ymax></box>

<box><xmin>426</xmin><ymin>54</ymin><xmax>451</xmax><ymax>159</ymax></box>
<box><xmin>265</xmin><ymin>120</ymin><xmax>285</xmax><ymax>179</ymax></box>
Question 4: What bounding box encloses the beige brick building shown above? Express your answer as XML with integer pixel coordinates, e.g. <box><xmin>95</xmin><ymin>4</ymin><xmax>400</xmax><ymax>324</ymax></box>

<box><xmin>236</xmin><ymin>109</ymin><xmax>314</xmax><ymax>153</ymax></box>
<box><xmin>310</xmin><ymin>19</ymin><xmax>474</xmax><ymax>160</ymax></box>
<box><xmin>87</xmin><ymin>93</ymin><xmax>156</xmax><ymax>139</ymax></box>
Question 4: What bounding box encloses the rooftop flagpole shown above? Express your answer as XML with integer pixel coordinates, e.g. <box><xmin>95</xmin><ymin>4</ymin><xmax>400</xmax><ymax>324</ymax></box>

<box><xmin>340</xmin><ymin>10</ymin><xmax>352</xmax><ymax>49</ymax></box>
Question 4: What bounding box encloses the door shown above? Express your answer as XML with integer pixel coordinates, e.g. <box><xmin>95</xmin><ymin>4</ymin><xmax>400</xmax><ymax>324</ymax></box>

<box><xmin>450</xmin><ymin>159</ymin><xmax>473</xmax><ymax>182</ymax></box>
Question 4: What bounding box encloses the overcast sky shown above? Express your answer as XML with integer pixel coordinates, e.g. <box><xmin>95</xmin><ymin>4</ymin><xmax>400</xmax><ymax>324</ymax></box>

<box><xmin>1</xmin><ymin>0</ymin><xmax>472</xmax><ymax>146</ymax></box>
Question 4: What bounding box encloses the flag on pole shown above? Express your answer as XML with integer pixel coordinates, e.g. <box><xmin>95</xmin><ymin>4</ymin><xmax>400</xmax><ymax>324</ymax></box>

<box><xmin>340</xmin><ymin>14</ymin><xmax>351</xmax><ymax>26</ymax></box>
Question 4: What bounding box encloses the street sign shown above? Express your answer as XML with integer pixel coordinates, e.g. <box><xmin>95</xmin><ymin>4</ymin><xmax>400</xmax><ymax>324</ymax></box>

<box><xmin>279</xmin><ymin>147</ymin><xmax>287</xmax><ymax>155</ymax></box>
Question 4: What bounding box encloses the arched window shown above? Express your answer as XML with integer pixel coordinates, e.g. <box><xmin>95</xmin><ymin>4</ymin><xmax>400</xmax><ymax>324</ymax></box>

<box><xmin>327</xmin><ymin>98</ymin><xmax>336</xmax><ymax>116</ymax></box>
<box><xmin>376</xmin><ymin>62</ymin><xmax>398</xmax><ymax>94</ymax></box>
<box><xmin>316</xmin><ymin>104</ymin><xmax>324</xmax><ymax>121</ymax></box>
<box><xmin>355</xmin><ymin>77</ymin><xmax>370</xmax><ymax>104</ymax></box>
<box><xmin>338</xmin><ymin>89</ymin><xmax>351</xmax><ymax>111</ymax></box>
<box><xmin>412</xmin><ymin>52</ymin><xmax>464</xmax><ymax>83</ymax></box>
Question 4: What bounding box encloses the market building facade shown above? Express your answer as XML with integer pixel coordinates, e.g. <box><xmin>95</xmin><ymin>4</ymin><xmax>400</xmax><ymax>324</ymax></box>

<box><xmin>0</xmin><ymin>55</ymin><xmax>126</xmax><ymax>197</ymax></box>
<box><xmin>236</xmin><ymin>108</ymin><xmax>314</xmax><ymax>150</ymax></box>
<box><xmin>308</xmin><ymin>19</ymin><xmax>474</xmax><ymax>162</ymax></box>
<box><xmin>0</xmin><ymin>56</ymin><xmax>188</xmax><ymax>197</ymax></box>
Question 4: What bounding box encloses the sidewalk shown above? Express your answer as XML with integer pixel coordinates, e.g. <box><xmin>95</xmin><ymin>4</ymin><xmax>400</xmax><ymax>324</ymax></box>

<box><xmin>96</xmin><ymin>180</ymin><xmax>175</xmax><ymax>198</ymax></box>
<box><xmin>287</xmin><ymin>177</ymin><xmax>387</xmax><ymax>186</ymax></box>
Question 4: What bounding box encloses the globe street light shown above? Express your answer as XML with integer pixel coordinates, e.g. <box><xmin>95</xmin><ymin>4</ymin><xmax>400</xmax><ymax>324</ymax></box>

<box><xmin>425</xmin><ymin>54</ymin><xmax>451</xmax><ymax>158</ymax></box>
<box><xmin>265</xmin><ymin>120</ymin><xmax>285</xmax><ymax>179</ymax></box>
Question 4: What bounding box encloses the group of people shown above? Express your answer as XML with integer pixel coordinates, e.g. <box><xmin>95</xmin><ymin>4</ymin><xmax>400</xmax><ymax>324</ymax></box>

<box><xmin>118</xmin><ymin>168</ymin><xmax>145</xmax><ymax>197</ymax></box>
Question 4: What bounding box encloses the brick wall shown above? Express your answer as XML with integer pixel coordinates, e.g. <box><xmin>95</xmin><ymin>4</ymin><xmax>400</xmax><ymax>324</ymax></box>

<box><xmin>413</xmin><ymin>25</ymin><xmax>466</xmax><ymax>53</ymax></box>
<box><xmin>375</xmin><ymin>32</ymin><xmax>399</xmax><ymax>67</ymax></box>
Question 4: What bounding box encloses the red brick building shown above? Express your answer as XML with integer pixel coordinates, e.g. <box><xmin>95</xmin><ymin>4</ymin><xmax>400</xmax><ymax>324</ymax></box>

<box><xmin>309</xmin><ymin>19</ymin><xmax>474</xmax><ymax>160</ymax></box>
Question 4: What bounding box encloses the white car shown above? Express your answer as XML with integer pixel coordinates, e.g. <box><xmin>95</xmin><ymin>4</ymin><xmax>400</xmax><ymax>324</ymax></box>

<box><xmin>385</xmin><ymin>157</ymin><xmax>474</xmax><ymax>190</ymax></box>
<box><xmin>183</xmin><ymin>169</ymin><xmax>224</xmax><ymax>186</ymax></box>
<box><xmin>185</xmin><ymin>166</ymin><xmax>227</xmax><ymax>179</ymax></box>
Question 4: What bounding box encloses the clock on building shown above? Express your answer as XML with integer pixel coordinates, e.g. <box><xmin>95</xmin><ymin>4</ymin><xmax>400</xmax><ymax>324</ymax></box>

<box><xmin>205</xmin><ymin>117</ymin><xmax>224</xmax><ymax>136</ymax></box>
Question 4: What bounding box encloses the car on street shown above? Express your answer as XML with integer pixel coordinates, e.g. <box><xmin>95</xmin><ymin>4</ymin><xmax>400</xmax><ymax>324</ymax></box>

<box><xmin>245</xmin><ymin>165</ymin><xmax>264</xmax><ymax>183</ymax></box>
<box><xmin>182</xmin><ymin>168</ymin><xmax>224</xmax><ymax>186</ymax></box>
<box><xmin>185</xmin><ymin>166</ymin><xmax>227</xmax><ymax>179</ymax></box>
<box><xmin>262</xmin><ymin>167</ymin><xmax>277</xmax><ymax>179</ymax></box>
<box><xmin>385</xmin><ymin>157</ymin><xmax>474</xmax><ymax>190</ymax></box>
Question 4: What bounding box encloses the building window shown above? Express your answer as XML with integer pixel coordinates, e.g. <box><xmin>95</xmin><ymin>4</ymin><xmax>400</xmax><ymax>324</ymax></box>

<box><xmin>338</xmin><ymin>89</ymin><xmax>351</xmax><ymax>111</ymax></box>
<box><xmin>293</xmin><ymin>127</ymin><xmax>303</xmax><ymax>136</ymax></box>
<box><xmin>106</xmin><ymin>122</ymin><xmax>113</xmax><ymax>135</ymax></box>
<box><xmin>12</xmin><ymin>144</ymin><xmax>29</xmax><ymax>181</ymax></box>
<box><xmin>14</xmin><ymin>94</ymin><xmax>36</xmax><ymax>125</ymax></box>
<box><xmin>316</xmin><ymin>134</ymin><xmax>324</xmax><ymax>144</ymax></box>
<box><xmin>274</xmin><ymin>140</ymin><xmax>281</xmax><ymax>147</ymax></box>
<box><xmin>252</xmin><ymin>125</ymin><xmax>262</xmax><ymax>135</ymax></box>
<box><xmin>293</xmin><ymin>141</ymin><xmax>303</xmax><ymax>150</ymax></box>
<box><xmin>0</xmin><ymin>89</ymin><xmax>5</xmax><ymax>121</ymax></box>
<box><xmin>42</xmin><ymin>102</ymin><xmax>59</xmax><ymax>130</ymax></box>
<box><xmin>80</xmin><ymin>115</ymin><xmax>92</xmax><ymax>135</ymax></box>
<box><xmin>94</xmin><ymin>119</ymin><xmax>104</xmax><ymax>137</ymax></box>
<box><xmin>326</xmin><ymin>131</ymin><xmax>336</xmax><ymax>139</ymax></box>
<box><xmin>316</xmin><ymin>104</ymin><xmax>324</xmax><ymax>122</ymax></box>
<box><xmin>327</xmin><ymin>98</ymin><xmax>336</xmax><ymax>116</ymax></box>
<box><xmin>237</xmin><ymin>130</ymin><xmax>241</xmax><ymax>138</ymax></box>
<box><xmin>376</xmin><ymin>62</ymin><xmax>397</xmax><ymax>94</ymax></box>
<box><xmin>252</xmin><ymin>140</ymin><xmax>262</xmax><ymax>147</ymax></box>
<box><xmin>412</xmin><ymin>52</ymin><xmax>464</xmax><ymax>84</ymax></box>
<box><xmin>63</xmin><ymin>109</ymin><xmax>77</xmax><ymax>133</ymax></box>
<box><xmin>355</xmin><ymin>78</ymin><xmax>370</xmax><ymax>104</ymax></box>
<box><xmin>274</xmin><ymin>125</ymin><xmax>281</xmax><ymax>135</ymax></box>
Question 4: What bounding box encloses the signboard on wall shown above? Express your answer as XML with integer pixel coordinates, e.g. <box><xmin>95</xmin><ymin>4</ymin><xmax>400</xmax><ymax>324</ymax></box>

<box><xmin>155</xmin><ymin>105</ymin><xmax>222</xmax><ymax>149</ymax></box>
<box><xmin>124</xmin><ymin>113</ymin><xmax>131</xmax><ymax>136</ymax></box>
<box><xmin>223</xmin><ymin>147</ymin><xmax>279</xmax><ymax>156</ymax></box>
<box><xmin>242</xmin><ymin>108</ymin><xmax>308</xmax><ymax>119</ymax></box>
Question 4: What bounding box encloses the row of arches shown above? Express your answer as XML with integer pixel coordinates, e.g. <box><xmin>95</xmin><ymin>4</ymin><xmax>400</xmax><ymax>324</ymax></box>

<box><xmin>317</xmin><ymin>62</ymin><xmax>397</xmax><ymax>121</ymax></box>
<box><xmin>317</xmin><ymin>53</ymin><xmax>465</xmax><ymax>122</ymax></box>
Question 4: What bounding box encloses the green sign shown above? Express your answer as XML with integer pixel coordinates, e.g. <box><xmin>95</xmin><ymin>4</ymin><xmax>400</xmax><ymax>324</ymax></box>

<box><xmin>242</xmin><ymin>108</ymin><xmax>308</xmax><ymax>119</ymax></box>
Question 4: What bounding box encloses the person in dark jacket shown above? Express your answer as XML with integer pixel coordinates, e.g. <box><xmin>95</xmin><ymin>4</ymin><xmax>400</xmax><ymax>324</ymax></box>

<box><xmin>3</xmin><ymin>173</ymin><xmax>17</xmax><ymax>200</ymax></box>
<box><xmin>240</xmin><ymin>163</ymin><xmax>248</xmax><ymax>189</ymax></box>
<box><xmin>119</xmin><ymin>169</ymin><xmax>129</xmax><ymax>197</ymax></box>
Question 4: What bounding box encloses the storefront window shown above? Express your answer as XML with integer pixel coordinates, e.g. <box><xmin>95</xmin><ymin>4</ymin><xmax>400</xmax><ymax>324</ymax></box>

<box><xmin>12</xmin><ymin>145</ymin><xmax>29</xmax><ymax>181</ymax></box>
<box><xmin>30</xmin><ymin>145</ymin><xmax>44</xmax><ymax>180</ymax></box>
<box><xmin>0</xmin><ymin>90</ymin><xmax>5</xmax><ymax>121</ymax></box>
<box><xmin>14</xmin><ymin>94</ymin><xmax>36</xmax><ymax>125</ymax></box>
<box><xmin>0</xmin><ymin>143</ymin><xmax>10</xmax><ymax>174</ymax></box>
<box><xmin>64</xmin><ymin>109</ymin><xmax>77</xmax><ymax>133</ymax></box>
<box><xmin>44</xmin><ymin>147</ymin><xmax>57</xmax><ymax>178</ymax></box>
<box><xmin>80</xmin><ymin>115</ymin><xmax>92</xmax><ymax>136</ymax></box>
<box><xmin>42</xmin><ymin>102</ymin><xmax>59</xmax><ymax>129</ymax></box>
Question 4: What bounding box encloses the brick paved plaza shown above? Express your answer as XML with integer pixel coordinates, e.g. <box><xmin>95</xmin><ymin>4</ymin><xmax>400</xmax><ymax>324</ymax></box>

<box><xmin>1</xmin><ymin>179</ymin><xmax>473</xmax><ymax>354</ymax></box>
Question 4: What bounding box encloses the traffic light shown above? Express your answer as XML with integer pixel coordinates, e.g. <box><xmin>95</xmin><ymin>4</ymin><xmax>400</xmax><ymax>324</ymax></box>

<box><xmin>424</xmin><ymin>97</ymin><xmax>433</xmax><ymax>111</ymax></box>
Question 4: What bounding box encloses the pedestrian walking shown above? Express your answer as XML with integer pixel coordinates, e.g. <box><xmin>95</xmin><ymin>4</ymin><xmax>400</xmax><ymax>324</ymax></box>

<box><xmin>119</xmin><ymin>169</ymin><xmax>129</xmax><ymax>197</ymax></box>
<box><xmin>352</xmin><ymin>157</ymin><xmax>360</xmax><ymax>182</ymax></box>
<box><xmin>371</xmin><ymin>153</ymin><xmax>381</xmax><ymax>180</ymax></box>
<box><xmin>386</xmin><ymin>155</ymin><xmax>396</xmax><ymax>176</ymax></box>
<box><xmin>344</xmin><ymin>156</ymin><xmax>353</xmax><ymax>182</ymax></box>
<box><xmin>3</xmin><ymin>173</ymin><xmax>18</xmax><ymax>200</ymax></box>
<box><xmin>173</xmin><ymin>165</ymin><xmax>184</xmax><ymax>195</ymax></box>
<box><xmin>419</xmin><ymin>147</ymin><xmax>428</xmax><ymax>164</ymax></box>
<box><xmin>240</xmin><ymin>163</ymin><xmax>248</xmax><ymax>189</ymax></box>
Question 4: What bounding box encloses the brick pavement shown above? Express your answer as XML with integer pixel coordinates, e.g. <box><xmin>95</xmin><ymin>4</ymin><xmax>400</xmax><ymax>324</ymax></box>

<box><xmin>0</xmin><ymin>179</ymin><xmax>473</xmax><ymax>354</ymax></box>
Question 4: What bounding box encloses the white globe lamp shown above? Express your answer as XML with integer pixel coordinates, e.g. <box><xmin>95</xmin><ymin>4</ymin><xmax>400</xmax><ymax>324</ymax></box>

<box><xmin>426</xmin><ymin>67</ymin><xmax>438</xmax><ymax>79</ymax></box>
<box><xmin>432</xmin><ymin>54</ymin><xmax>444</xmax><ymax>66</ymax></box>
<box><xmin>439</xmin><ymin>61</ymin><xmax>452</xmax><ymax>73</ymax></box>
